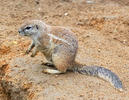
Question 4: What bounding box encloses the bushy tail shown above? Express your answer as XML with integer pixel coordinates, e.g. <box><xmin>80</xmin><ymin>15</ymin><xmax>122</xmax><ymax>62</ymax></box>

<box><xmin>71</xmin><ymin>65</ymin><xmax>123</xmax><ymax>91</ymax></box>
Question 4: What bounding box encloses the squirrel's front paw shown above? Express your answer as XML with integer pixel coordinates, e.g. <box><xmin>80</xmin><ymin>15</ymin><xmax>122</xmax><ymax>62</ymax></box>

<box><xmin>31</xmin><ymin>54</ymin><xmax>35</xmax><ymax>57</ymax></box>
<box><xmin>25</xmin><ymin>49</ymin><xmax>31</xmax><ymax>54</ymax></box>
<box><xmin>31</xmin><ymin>52</ymin><xmax>36</xmax><ymax>57</ymax></box>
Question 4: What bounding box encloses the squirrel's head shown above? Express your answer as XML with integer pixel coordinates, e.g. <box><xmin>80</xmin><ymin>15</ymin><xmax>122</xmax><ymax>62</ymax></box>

<box><xmin>18</xmin><ymin>20</ymin><xmax>46</xmax><ymax>37</ymax></box>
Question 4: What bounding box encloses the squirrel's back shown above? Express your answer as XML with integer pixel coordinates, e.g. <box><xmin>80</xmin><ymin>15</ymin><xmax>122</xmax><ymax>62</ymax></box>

<box><xmin>49</xmin><ymin>26</ymin><xmax>78</xmax><ymax>49</ymax></box>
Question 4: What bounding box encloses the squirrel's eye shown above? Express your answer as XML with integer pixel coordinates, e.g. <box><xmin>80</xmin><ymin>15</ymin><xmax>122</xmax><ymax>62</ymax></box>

<box><xmin>25</xmin><ymin>26</ymin><xmax>32</xmax><ymax>30</ymax></box>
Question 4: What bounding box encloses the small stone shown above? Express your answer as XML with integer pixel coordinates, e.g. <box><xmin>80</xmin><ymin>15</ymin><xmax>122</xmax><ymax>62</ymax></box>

<box><xmin>123</xmin><ymin>40</ymin><xmax>127</xmax><ymax>44</ymax></box>
<box><xmin>64</xmin><ymin>13</ymin><xmax>68</xmax><ymax>16</ymax></box>
<box><xmin>12</xmin><ymin>41</ymin><xmax>17</xmax><ymax>44</ymax></box>
<box><xmin>86</xmin><ymin>0</ymin><xmax>94</xmax><ymax>4</ymax></box>
<box><xmin>79</xmin><ymin>94</ymin><xmax>84</xmax><ymax>97</ymax></box>
<box><xmin>98</xmin><ymin>49</ymin><xmax>101</xmax><ymax>52</ymax></box>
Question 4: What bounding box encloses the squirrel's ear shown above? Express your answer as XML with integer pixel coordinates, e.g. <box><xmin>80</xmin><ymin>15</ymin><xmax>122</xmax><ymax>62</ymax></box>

<box><xmin>35</xmin><ymin>25</ymin><xmax>39</xmax><ymax>29</ymax></box>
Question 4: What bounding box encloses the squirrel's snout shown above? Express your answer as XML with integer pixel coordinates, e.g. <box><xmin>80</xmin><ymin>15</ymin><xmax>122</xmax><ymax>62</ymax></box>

<box><xmin>18</xmin><ymin>29</ymin><xmax>25</xmax><ymax>36</ymax></box>
<box><xmin>18</xmin><ymin>29</ymin><xmax>22</xmax><ymax>33</ymax></box>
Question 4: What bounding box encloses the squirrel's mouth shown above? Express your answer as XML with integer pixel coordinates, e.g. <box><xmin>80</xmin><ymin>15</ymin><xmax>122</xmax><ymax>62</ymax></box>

<box><xmin>19</xmin><ymin>32</ymin><xmax>26</xmax><ymax>36</ymax></box>
<box><xmin>18</xmin><ymin>29</ymin><xmax>27</xmax><ymax>36</ymax></box>
<box><xmin>18</xmin><ymin>30</ymin><xmax>24</xmax><ymax>36</ymax></box>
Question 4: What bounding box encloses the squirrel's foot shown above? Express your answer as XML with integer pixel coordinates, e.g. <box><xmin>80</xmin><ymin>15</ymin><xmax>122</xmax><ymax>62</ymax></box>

<box><xmin>31</xmin><ymin>53</ymin><xmax>36</xmax><ymax>57</ymax></box>
<box><xmin>42</xmin><ymin>68</ymin><xmax>64</xmax><ymax>74</ymax></box>
<box><xmin>25</xmin><ymin>49</ymin><xmax>31</xmax><ymax>54</ymax></box>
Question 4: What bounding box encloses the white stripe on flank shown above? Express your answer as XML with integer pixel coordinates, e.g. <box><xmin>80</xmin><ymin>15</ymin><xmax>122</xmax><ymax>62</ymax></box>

<box><xmin>48</xmin><ymin>33</ymin><xmax>71</xmax><ymax>45</ymax></box>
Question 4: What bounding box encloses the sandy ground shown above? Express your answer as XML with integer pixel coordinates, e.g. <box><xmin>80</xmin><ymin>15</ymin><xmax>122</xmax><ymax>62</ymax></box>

<box><xmin>0</xmin><ymin>0</ymin><xmax>129</xmax><ymax>100</ymax></box>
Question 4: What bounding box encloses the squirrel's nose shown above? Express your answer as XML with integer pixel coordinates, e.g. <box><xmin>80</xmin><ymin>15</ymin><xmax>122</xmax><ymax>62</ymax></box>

<box><xmin>18</xmin><ymin>29</ymin><xmax>22</xmax><ymax>33</ymax></box>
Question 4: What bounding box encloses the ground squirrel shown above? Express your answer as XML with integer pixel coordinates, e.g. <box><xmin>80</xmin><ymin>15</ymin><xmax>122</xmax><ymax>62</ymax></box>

<box><xmin>18</xmin><ymin>20</ymin><xmax>123</xmax><ymax>91</ymax></box>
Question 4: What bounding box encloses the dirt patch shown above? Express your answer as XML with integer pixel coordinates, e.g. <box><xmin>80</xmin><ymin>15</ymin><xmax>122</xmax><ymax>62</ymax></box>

<box><xmin>0</xmin><ymin>0</ymin><xmax>129</xmax><ymax>100</ymax></box>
